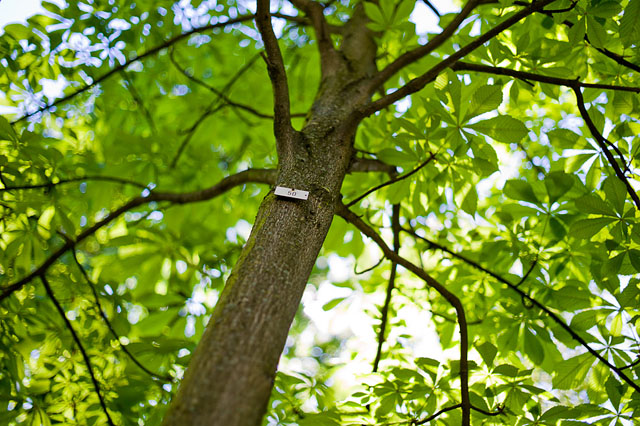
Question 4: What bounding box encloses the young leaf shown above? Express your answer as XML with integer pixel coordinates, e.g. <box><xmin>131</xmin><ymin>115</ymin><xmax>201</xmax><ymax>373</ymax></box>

<box><xmin>469</xmin><ymin>116</ymin><xmax>528</xmax><ymax>143</ymax></box>
<box><xmin>570</xmin><ymin>217</ymin><xmax>616</xmax><ymax>239</ymax></box>
<box><xmin>620</xmin><ymin>0</ymin><xmax>640</xmax><ymax>47</ymax></box>
<box><xmin>504</xmin><ymin>179</ymin><xmax>540</xmax><ymax>204</ymax></box>
<box><xmin>465</xmin><ymin>85</ymin><xmax>503</xmax><ymax>121</ymax></box>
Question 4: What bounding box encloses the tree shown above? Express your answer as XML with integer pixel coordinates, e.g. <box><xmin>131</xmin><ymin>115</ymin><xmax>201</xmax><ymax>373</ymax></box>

<box><xmin>1</xmin><ymin>0</ymin><xmax>639</xmax><ymax>424</ymax></box>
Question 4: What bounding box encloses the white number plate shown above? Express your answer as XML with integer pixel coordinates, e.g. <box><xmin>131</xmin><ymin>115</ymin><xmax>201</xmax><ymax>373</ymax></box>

<box><xmin>275</xmin><ymin>186</ymin><xmax>309</xmax><ymax>200</ymax></box>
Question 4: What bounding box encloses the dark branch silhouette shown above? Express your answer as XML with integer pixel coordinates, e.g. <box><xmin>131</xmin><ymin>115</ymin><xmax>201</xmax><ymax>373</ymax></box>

<box><xmin>359</xmin><ymin>0</ymin><xmax>559</xmax><ymax>117</ymax></box>
<box><xmin>41</xmin><ymin>275</ymin><xmax>115</xmax><ymax>426</ymax></box>
<box><xmin>70</xmin><ymin>248</ymin><xmax>174</xmax><ymax>382</ymax></box>
<box><xmin>401</xmin><ymin>227</ymin><xmax>640</xmax><ymax>394</ymax></box>
<box><xmin>338</xmin><ymin>203</ymin><xmax>471</xmax><ymax>425</ymax></box>
<box><xmin>0</xmin><ymin>175</ymin><xmax>147</xmax><ymax>192</ymax></box>
<box><xmin>346</xmin><ymin>152</ymin><xmax>437</xmax><ymax>207</ymax></box>
<box><xmin>372</xmin><ymin>203</ymin><xmax>400</xmax><ymax>372</ymax></box>
<box><xmin>0</xmin><ymin>169</ymin><xmax>277</xmax><ymax>303</ymax></box>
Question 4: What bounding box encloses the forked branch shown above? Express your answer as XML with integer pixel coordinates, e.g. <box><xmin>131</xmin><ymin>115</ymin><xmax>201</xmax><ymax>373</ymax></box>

<box><xmin>337</xmin><ymin>203</ymin><xmax>471</xmax><ymax>425</ymax></box>
<box><xmin>372</xmin><ymin>203</ymin><xmax>401</xmax><ymax>372</ymax></box>
<box><xmin>288</xmin><ymin>0</ymin><xmax>338</xmax><ymax>69</ymax></box>
<box><xmin>369</xmin><ymin>0</ymin><xmax>481</xmax><ymax>91</ymax></box>
<box><xmin>41</xmin><ymin>275</ymin><xmax>115</xmax><ymax>426</ymax></box>
<box><xmin>357</xmin><ymin>0</ymin><xmax>558</xmax><ymax>118</ymax></box>
<box><xmin>0</xmin><ymin>169</ymin><xmax>277</xmax><ymax>303</ymax></box>
<box><xmin>402</xmin><ymin>227</ymin><xmax>640</xmax><ymax>394</ymax></box>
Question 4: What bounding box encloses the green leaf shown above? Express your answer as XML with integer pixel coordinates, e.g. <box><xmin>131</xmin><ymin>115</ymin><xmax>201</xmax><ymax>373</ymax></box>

<box><xmin>553</xmin><ymin>355</ymin><xmax>593</xmax><ymax>389</ymax></box>
<box><xmin>620</xmin><ymin>0</ymin><xmax>640</xmax><ymax>47</ymax></box>
<box><xmin>586</xmin><ymin>16</ymin><xmax>607</xmax><ymax>49</ymax></box>
<box><xmin>465</xmin><ymin>85</ymin><xmax>503</xmax><ymax>121</ymax></box>
<box><xmin>570</xmin><ymin>217</ymin><xmax>616</xmax><ymax>239</ymax></box>
<box><xmin>554</xmin><ymin>286</ymin><xmax>592</xmax><ymax>310</ymax></box>
<box><xmin>0</xmin><ymin>116</ymin><xmax>18</xmax><ymax>142</ymax></box>
<box><xmin>603</xmin><ymin>177</ymin><xmax>626</xmax><ymax>214</ymax></box>
<box><xmin>322</xmin><ymin>297</ymin><xmax>347</xmax><ymax>311</ymax></box>
<box><xmin>544</xmin><ymin>171</ymin><xmax>574</xmax><ymax>203</ymax></box>
<box><xmin>394</xmin><ymin>0</ymin><xmax>415</xmax><ymax>21</ymax></box>
<box><xmin>629</xmin><ymin>249</ymin><xmax>640</xmax><ymax>272</ymax></box>
<box><xmin>504</xmin><ymin>179</ymin><xmax>539</xmax><ymax>204</ymax></box>
<box><xmin>524</xmin><ymin>328</ymin><xmax>544</xmax><ymax>365</ymax></box>
<box><xmin>589</xmin><ymin>1</ymin><xmax>622</xmax><ymax>18</ymax></box>
<box><xmin>364</xmin><ymin>3</ymin><xmax>385</xmax><ymax>24</ymax></box>
<box><xmin>461</xmin><ymin>187</ymin><xmax>478</xmax><ymax>215</ymax></box>
<box><xmin>476</xmin><ymin>341</ymin><xmax>498</xmax><ymax>367</ymax></box>
<box><xmin>469</xmin><ymin>116</ymin><xmax>528</xmax><ymax>143</ymax></box>
<box><xmin>546</xmin><ymin>128</ymin><xmax>582</xmax><ymax>149</ymax></box>
<box><xmin>574</xmin><ymin>195</ymin><xmax>616</xmax><ymax>216</ymax></box>
<box><xmin>568</xmin><ymin>17</ymin><xmax>586</xmax><ymax>45</ymax></box>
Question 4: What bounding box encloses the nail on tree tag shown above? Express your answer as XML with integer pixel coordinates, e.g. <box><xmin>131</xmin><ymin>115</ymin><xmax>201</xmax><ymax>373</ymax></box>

<box><xmin>275</xmin><ymin>186</ymin><xmax>309</xmax><ymax>200</ymax></box>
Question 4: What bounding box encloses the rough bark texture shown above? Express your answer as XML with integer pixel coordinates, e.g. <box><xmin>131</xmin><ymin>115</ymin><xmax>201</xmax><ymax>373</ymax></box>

<box><xmin>162</xmin><ymin>5</ymin><xmax>377</xmax><ymax>425</ymax></box>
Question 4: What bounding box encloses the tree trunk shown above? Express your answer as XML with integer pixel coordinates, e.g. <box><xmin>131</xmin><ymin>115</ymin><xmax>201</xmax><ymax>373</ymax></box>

<box><xmin>163</xmin><ymin>6</ymin><xmax>377</xmax><ymax>425</ymax></box>
<box><xmin>162</xmin><ymin>130</ymin><xmax>356</xmax><ymax>426</ymax></box>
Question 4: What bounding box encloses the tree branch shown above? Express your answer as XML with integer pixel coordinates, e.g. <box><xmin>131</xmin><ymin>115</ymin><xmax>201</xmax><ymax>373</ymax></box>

<box><xmin>369</xmin><ymin>0</ymin><xmax>481</xmax><ymax>91</ymax></box>
<box><xmin>372</xmin><ymin>203</ymin><xmax>400</xmax><ymax>372</ymax></box>
<box><xmin>348</xmin><ymin>157</ymin><xmax>397</xmax><ymax>174</ymax></box>
<box><xmin>169</xmin><ymin>53</ymin><xmax>262</xmax><ymax>167</ymax></box>
<box><xmin>120</xmin><ymin>70</ymin><xmax>157</xmax><ymax>134</ymax></box>
<box><xmin>413</xmin><ymin>404</ymin><xmax>462</xmax><ymax>425</ymax></box>
<box><xmin>572</xmin><ymin>88</ymin><xmax>640</xmax><ymax>210</ymax></box>
<box><xmin>288</xmin><ymin>0</ymin><xmax>339</xmax><ymax>70</ymax></box>
<box><xmin>169</xmin><ymin>51</ymin><xmax>299</xmax><ymax>121</ymax></box>
<box><xmin>358</xmin><ymin>0</ymin><xmax>558</xmax><ymax>117</ymax></box>
<box><xmin>256</xmin><ymin>0</ymin><xmax>294</xmax><ymax>143</ymax></box>
<box><xmin>346</xmin><ymin>152</ymin><xmax>436</xmax><ymax>207</ymax></box>
<box><xmin>0</xmin><ymin>169</ymin><xmax>277</xmax><ymax>303</ymax></box>
<box><xmin>11</xmin><ymin>15</ymin><xmax>256</xmax><ymax>124</ymax></box>
<box><xmin>450</xmin><ymin>61</ymin><xmax>639</xmax><ymax>202</ymax></box>
<box><xmin>70</xmin><ymin>248</ymin><xmax>174</xmax><ymax>382</ymax></box>
<box><xmin>0</xmin><ymin>175</ymin><xmax>148</xmax><ymax>192</ymax></box>
<box><xmin>337</xmin><ymin>204</ymin><xmax>471</xmax><ymax>425</ymax></box>
<box><xmin>451</xmin><ymin>61</ymin><xmax>640</xmax><ymax>93</ymax></box>
<box><xmin>401</xmin><ymin>227</ymin><xmax>640</xmax><ymax>394</ymax></box>
<box><xmin>40</xmin><ymin>275</ymin><xmax>115</xmax><ymax>426</ymax></box>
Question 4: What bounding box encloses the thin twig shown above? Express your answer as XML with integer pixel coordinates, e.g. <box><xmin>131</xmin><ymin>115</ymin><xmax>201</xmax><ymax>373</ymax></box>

<box><xmin>413</xmin><ymin>404</ymin><xmax>462</xmax><ymax>425</ymax></box>
<box><xmin>354</xmin><ymin>256</ymin><xmax>384</xmax><ymax>275</ymax></box>
<box><xmin>169</xmin><ymin>51</ymin><xmax>282</xmax><ymax>120</ymax></box>
<box><xmin>40</xmin><ymin>275</ymin><xmax>116</xmax><ymax>426</ymax></box>
<box><xmin>451</xmin><ymin>61</ymin><xmax>640</xmax><ymax>93</ymax></box>
<box><xmin>120</xmin><ymin>70</ymin><xmax>157</xmax><ymax>134</ymax></box>
<box><xmin>337</xmin><ymin>204</ymin><xmax>471</xmax><ymax>425</ymax></box>
<box><xmin>0</xmin><ymin>169</ymin><xmax>277</xmax><ymax>303</ymax></box>
<box><xmin>572</xmin><ymin>88</ymin><xmax>640</xmax><ymax>210</ymax></box>
<box><xmin>70</xmin><ymin>249</ymin><xmax>173</xmax><ymax>382</ymax></box>
<box><xmin>400</xmin><ymin>227</ymin><xmax>640</xmax><ymax>394</ymax></box>
<box><xmin>358</xmin><ymin>0</ymin><xmax>559</xmax><ymax>118</ymax></box>
<box><xmin>11</xmin><ymin>15</ymin><xmax>256</xmax><ymax>124</ymax></box>
<box><xmin>346</xmin><ymin>152</ymin><xmax>436</xmax><ymax>207</ymax></box>
<box><xmin>0</xmin><ymin>175</ymin><xmax>148</xmax><ymax>192</ymax></box>
<box><xmin>169</xmin><ymin>53</ymin><xmax>261</xmax><ymax>167</ymax></box>
<box><xmin>372</xmin><ymin>203</ymin><xmax>400</xmax><ymax>372</ymax></box>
